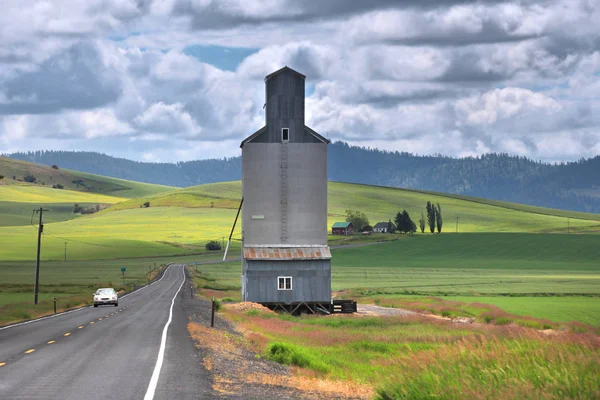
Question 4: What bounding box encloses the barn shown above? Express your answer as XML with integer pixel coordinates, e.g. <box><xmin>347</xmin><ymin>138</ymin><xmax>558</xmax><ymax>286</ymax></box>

<box><xmin>240</xmin><ymin>66</ymin><xmax>333</xmax><ymax>314</ymax></box>
<box><xmin>332</xmin><ymin>221</ymin><xmax>354</xmax><ymax>235</ymax></box>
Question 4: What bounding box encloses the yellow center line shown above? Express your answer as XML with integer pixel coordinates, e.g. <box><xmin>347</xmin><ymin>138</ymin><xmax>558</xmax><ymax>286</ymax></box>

<box><xmin>25</xmin><ymin>349</ymin><xmax>35</xmax><ymax>354</ymax></box>
<box><xmin>78</xmin><ymin>326</ymin><xmax>84</xmax><ymax>329</ymax></box>
<box><xmin>0</xmin><ymin>362</ymin><xmax>6</xmax><ymax>367</ymax></box>
<box><xmin>47</xmin><ymin>340</ymin><xmax>56</xmax><ymax>344</ymax></box>
<box><xmin>64</xmin><ymin>332</ymin><xmax>71</xmax><ymax>337</ymax></box>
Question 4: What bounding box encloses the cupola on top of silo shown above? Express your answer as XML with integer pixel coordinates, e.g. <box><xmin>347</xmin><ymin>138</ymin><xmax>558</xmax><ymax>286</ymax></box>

<box><xmin>241</xmin><ymin>66</ymin><xmax>328</xmax><ymax>147</ymax></box>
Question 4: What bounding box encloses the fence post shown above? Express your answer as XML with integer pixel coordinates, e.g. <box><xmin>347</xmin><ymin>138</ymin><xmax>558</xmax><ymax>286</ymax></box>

<box><xmin>211</xmin><ymin>297</ymin><xmax>215</xmax><ymax>328</ymax></box>
<box><xmin>53</xmin><ymin>297</ymin><xmax>56</xmax><ymax>314</ymax></box>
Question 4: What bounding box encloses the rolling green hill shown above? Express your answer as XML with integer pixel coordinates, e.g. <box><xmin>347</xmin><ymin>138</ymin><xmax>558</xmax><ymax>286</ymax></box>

<box><xmin>0</xmin><ymin>156</ymin><xmax>175</xmax><ymax>226</ymax></box>
<box><xmin>0</xmin><ymin>156</ymin><xmax>173</xmax><ymax>198</ymax></box>
<box><xmin>103</xmin><ymin>181</ymin><xmax>600</xmax><ymax>233</ymax></box>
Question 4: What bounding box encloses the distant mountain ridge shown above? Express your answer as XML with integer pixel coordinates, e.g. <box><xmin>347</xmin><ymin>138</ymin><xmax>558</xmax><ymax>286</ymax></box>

<box><xmin>6</xmin><ymin>142</ymin><xmax>600</xmax><ymax>213</ymax></box>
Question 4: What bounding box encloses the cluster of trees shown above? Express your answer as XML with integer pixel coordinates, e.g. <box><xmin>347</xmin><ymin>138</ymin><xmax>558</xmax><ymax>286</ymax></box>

<box><xmin>23</xmin><ymin>174</ymin><xmax>36</xmax><ymax>183</ymax></box>
<box><xmin>347</xmin><ymin>204</ymin><xmax>444</xmax><ymax>235</ymax></box>
<box><xmin>345</xmin><ymin>209</ymin><xmax>371</xmax><ymax>232</ymax></box>
<box><xmin>394</xmin><ymin>211</ymin><xmax>416</xmax><ymax>233</ymax></box>
<box><xmin>425</xmin><ymin>201</ymin><xmax>443</xmax><ymax>233</ymax></box>
<box><xmin>205</xmin><ymin>240</ymin><xmax>222</xmax><ymax>250</ymax></box>
<box><xmin>140</xmin><ymin>202</ymin><xmax>150</xmax><ymax>208</ymax></box>
<box><xmin>390</xmin><ymin>202</ymin><xmax>443</xmax><ymax>234</ymax></box>
<box><xmin>52</xmin><ymin>183</ymin><xmax>64</xmax><ymax>189</ymax></box>
<box><xmin>73</xmin><ymin>203</ymin><xmax>103</xmax><ymax>215</ymax></box>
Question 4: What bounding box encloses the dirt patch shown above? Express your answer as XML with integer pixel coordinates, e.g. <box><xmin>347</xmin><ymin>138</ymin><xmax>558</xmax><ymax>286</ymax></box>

<box><xmin>357</xmin><ymin>304</ymin><xmax>416</xmax><ymax>317</ymax></box>
<box><xmin>224</xmin><ymin>302</ymin><xmax>274</xmax><ymax>314</ymax></box>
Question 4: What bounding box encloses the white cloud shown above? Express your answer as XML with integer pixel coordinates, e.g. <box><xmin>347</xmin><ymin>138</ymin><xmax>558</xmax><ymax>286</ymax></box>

<box><xmin>455</xmin><ymin>87</ymin><xmax>562</xmax><ymax>127</ymax></box>
<box><xmin>134</xmin><ymin>102</ymin><xmax>200</xmax><ymax>137</ymax></box>
<box><xmin>0</xmin><ymin>0</ymin><xmax>599</xmax><ymax>162</ymax></box>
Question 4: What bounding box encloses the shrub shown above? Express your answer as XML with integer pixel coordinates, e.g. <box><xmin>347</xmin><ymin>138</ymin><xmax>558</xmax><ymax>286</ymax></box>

<box><xmin>23</xmin><ymin>174</ymin><xmax>36</xmax><ymax>183</ymax></box>
<box><xmin>0</xmin><ymin>174</ymin><xmax>4</xmax><ymax>180</ymax></box>
<box><xmin>266</xmin><ymin>342</ymin><xmax>329</xmax><ymax>373</ymax></box>
<box><xmin>205</xmin><ymin>240</ymin><xmax>222</xmax><ymax>251</ymax></box>
<box><xmin>52</xmin><ymin>183</ymin><xmax>64</xmax><ymax>189</ymax></box>
<box><xmin>494</xmin><ymin>316</ymin><xmax>513</xmax><ymax>326</ymax></box>
<box><xmin>213</xmin><ymin>299</ymin><xmax>222</xmax><ymax>312</ymax></box>
<box><xmin>143</xmin><ymin>201</ymin><xmax>150</xmax><ymax>208</ymax></box>
<box><xmin>51</xmin><ymin>164</ymin><xmax>59</xmax><ymax>169</ymax></box>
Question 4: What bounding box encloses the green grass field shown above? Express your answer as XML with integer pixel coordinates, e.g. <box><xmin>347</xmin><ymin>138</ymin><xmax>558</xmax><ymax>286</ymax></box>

<box><xmin>1</xmin><ymin>158</ymin><xmax>600</xmax><ymax>329</ymax></box>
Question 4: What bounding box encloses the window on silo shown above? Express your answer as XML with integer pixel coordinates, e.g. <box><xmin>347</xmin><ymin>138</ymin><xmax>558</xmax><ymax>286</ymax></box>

<box><xmin>282</xmin><ymin>128</ymin><xmax>289</xmax><ymax>142</ymax></box>
<box><xmin>278</xmin><ymin>276</ymin><xmax>292</xmax><ymax>290</ymax></box>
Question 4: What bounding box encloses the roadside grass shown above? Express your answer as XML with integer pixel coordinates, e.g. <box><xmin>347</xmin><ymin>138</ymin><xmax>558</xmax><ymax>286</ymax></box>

<box><xmin>346</xmin><ymin>295</ymin><xmax>600</xmax><ymax>332</ymax></box>
<box><xmin>407</xmin><ymin>295</ymin><xmax>600</xmax><ymax>327</ymax></box>
<box><xmin>223</xmin><ymin>309</ymin><xmax>600</xmax><ymax>399</ymax></box>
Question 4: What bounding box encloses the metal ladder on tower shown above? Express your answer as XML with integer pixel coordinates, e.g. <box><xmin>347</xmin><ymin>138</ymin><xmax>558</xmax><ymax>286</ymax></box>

<box><xmin>280</xmin><ymin>142</ymin><xmax>288</xmax><ymax>243</ymax></box>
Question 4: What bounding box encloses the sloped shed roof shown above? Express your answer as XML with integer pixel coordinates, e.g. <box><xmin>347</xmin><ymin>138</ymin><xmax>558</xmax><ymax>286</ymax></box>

<box><xmin>332</xmin><ymin>222</ymin><xmax>352</xmax><ymax>228</ymax></box>
<box><xmin>244</xmin><ymin>246</ymin><xmax>331</xmax><ymax>260</ymax></box>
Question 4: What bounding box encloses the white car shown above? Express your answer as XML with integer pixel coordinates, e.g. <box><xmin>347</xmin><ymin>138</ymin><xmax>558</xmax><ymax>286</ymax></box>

<box><xmin>93</xmin><ymin>288</ymin><xmax>118</xmax><ymax>307</ymax></box>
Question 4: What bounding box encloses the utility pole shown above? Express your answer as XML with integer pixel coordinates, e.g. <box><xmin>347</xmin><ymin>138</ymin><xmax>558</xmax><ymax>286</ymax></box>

<box><xmin>34</xmin><ymin>208</ymin><xmax>49</xmax><ymax>305</ymax></box>
<box><xmin>456</xmin><ymin>216</ymin><xmax>459</xmax><ymax>233</ymax></box>
<box><xmin>64</xmin><ymin>242</ymin><xmax>67</xmax><ymax>261</ymax></box>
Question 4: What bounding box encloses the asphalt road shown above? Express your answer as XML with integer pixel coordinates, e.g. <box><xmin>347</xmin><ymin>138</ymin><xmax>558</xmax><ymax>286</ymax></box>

<box><xmin>0</xmin><ymin>264</ymin><xmax>213</xmax><ymax>400</ymax></box>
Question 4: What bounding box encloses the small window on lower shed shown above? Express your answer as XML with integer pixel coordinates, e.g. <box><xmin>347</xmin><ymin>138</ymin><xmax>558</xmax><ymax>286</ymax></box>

<box><xmin>282</xmin><ymin>128</ymin><xmax>289</xmax><ymax>142</ymax></box>
<box><xmin>278</xmin><ymin>276</ymin><xmax>292</xmax><ymax>290</ymax></box>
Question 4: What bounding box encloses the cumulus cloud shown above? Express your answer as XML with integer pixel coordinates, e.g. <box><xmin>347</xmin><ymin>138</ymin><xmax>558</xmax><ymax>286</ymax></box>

<box><xmin>0</xmin><ymin>0</ymin><xmax>599</xmax><ymax>162</ymax></box>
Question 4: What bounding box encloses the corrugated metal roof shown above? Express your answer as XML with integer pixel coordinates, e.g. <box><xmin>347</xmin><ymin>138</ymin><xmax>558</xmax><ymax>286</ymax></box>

<box><xmin>244</xmin><ymin>246</ymin><xmax>331</xmax><ymax>260</ymax></box>
<box><xmin>332</xmin><ymin>222</ymin><xmax>352</xmax><ymax>228</ymax></box>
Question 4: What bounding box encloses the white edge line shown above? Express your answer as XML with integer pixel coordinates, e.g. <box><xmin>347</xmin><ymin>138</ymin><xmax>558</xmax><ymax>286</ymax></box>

<box><xmin>0</xmin><ymin>264</ymin><xmax>173</xmax><ymax>332</ymax></box>
<box><xmin>144</xmin><ymin>265</ymin><xmax>186</xmax><ymax>400</ymax></box>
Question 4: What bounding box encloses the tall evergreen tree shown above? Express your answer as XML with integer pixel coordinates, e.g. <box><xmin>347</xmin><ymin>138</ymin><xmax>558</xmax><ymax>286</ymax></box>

<box><xmin>419</xmin><ymin>211</ymin><xmax>425</xmax><ymax>233</ymax></box>
<box><xmin>394</xmin><ymin>212</ymin><xmax>405</xmax><ymax>233</ymax></box>
<box><xmin>436</xmin><ymin>203</ymin><xmax>443</xmax><ymax>233</ymax></box>
<box><xmin>395</xmin><ymin>210</ymin><xmax>416</xmax><ymax>233</ymax></box>
<box><xmin>404</xmin><ymin>210</ymin><xmax>417</xmax><ymax>233</ymax></box>
<box><xmin>426</xmin><ymin>201</ymin><xmax>436</xmax><ymax>233</ymax></box>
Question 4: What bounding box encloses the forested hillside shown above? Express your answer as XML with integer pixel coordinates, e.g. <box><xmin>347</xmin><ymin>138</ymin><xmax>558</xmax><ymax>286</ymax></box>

<box><xmin>7</xmin><ymin>142</ymin><xmax>600</xmax><ymax>212</ymax></box>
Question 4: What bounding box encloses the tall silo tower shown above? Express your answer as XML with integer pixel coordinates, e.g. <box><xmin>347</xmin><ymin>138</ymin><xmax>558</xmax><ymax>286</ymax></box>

<box><xmin>240</xmin><ymin>66</ymin><xmax>331</xmax><ymax>313</ymax></box>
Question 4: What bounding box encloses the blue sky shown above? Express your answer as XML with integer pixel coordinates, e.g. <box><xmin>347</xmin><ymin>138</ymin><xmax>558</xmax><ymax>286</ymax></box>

<box><xmin>183</xmin><ymin>45</ymin><xmax>258</xmax><ymax>71</ymax></box>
